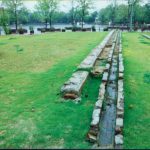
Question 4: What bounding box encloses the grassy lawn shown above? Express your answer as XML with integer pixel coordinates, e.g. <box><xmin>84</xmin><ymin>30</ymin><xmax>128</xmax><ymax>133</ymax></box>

<box><xmin>0</xmin><ymin>32</ymin><xmax>107</xmax><ymax>148</ymax></box>
<box><xmin>145</xmin><ymin>32</ymin><xmax>150</xmax><ymax>36</ymax></box>
<box><xmin>123</xmin><ymin>32</ymin><xmax>150</xmax><ymax>149</ymax></box>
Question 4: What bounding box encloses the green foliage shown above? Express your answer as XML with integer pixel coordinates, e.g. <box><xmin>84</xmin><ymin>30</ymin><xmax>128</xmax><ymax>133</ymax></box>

<box><xmin>144</xmin><ymin>3</ymin><xmax>150</xmax><ymax>23</ymax></box>
<box><xmin>115</xmin><ymin>5</ymin><xmax>128</xmax><ymax>24</ymax></box>
<box><xmin>98</xmin><ymin>3</ymin><xmax>150</xmax><ymax>25</ymax></box>
<box><xmin>36</xmin><ymin>0</ymin><xmax>58</xmax><ymax>28</ymax></box>
<box><xmin>76</xmin><ymin>0</ymin><xmax>92</xmax><ymax>28</ymax></box>
<box><xmin>18</xmin><ymin>7</ymin><xmax>30</xmax><ymax>24</ymax></box>
<box><xmin>0</xmin><ymin>8</ymin><xmax>10</xmax><ymax>34</ymax></box>
<box><xmin>53</xmin><ymin>11</ymin><xmax>69</xmax><ymax>24</ymax></box>
<box><xmin>2</xmin><ymin>0</ymin><xmax>24</xmax><ymax>30</ymax></box>
<box><xmin>91</xmin><ymin>25</ymin><xmax>96</xmax><ymax>31</ymax></box>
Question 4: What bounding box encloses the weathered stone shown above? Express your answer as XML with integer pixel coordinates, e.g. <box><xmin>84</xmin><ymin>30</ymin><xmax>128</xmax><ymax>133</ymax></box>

<box><xmin>115</xmin><ymin>126</ymin><xmax>122</xmax><ymax>134</ymax></box>
<box><xmin>117</xmin><ymin>93</ymin><xmax>124</xmax><ymax>111</ymax></box>
<box><xmin>115</xmin><ymin>134</ymin><xmax>123</xmax><ymax>145</ymax></box>
<box><xmin>117</xmin><ymin>102</ymin><xmax>124</xmax><ymax>111</ymax></box>
<box><xmin>95</xmin><ymin>99</ymin><xmax>103</xmax><ymax>109</ymax></box>
<box><xmin>119</xmin><ymin>53</ymin><xmax>123</xmax><ymax>59</ymax></box>
<box><xmin>99</xmin><ymin>83</ymin><xmax>106</xmax><ymax>98</ymax></box>
<box><xmin>78</xmin><ymin>30</ymin><xmax>115</xmax><ymax>70</ymax></box>
<box><xmin>119</xmin><ymin>45</ymin><xmax>122</xmax><ymax>53</ymax></box>
<box><xmin>117</xmin><ymin>101</ymin><xmax>124</xmax><ymax>111</ymax></box>
<box><xmin>92</xmin><ymin>108</ymin><xmax>101</xmax><ymax>118</ymax></box>
<box><xmin>119</xmin><ymin>62</ymin><xmax>124</xmax><ymax>73</ymax></box>
<box><xmin>118</xmin><ymin>80</ymin><xmax>123</xmax><ymax>92</ymax></box>
<box><xmin>61</xmin><ymin>71</ymin><xmax>89</xmax><ymax>99</ymax></box>
<box><xmin>119</xmin><ymin>73</ymin><xmax>124</xmax><ymax>79</ymax></box>
<box><xmin>64</xmin><ymin>93</ymin><xmax>78</xmax><ymax>99</ymax></box>
<box><xmin>74</xmin><ymin>97</ymin><xmax>82</xmax><ymax>103</ymax></box>
<box><xmin>105</xmin><ymin>63</ymin><xmax>111</xmax><ymax>71</ymax></box>
<box><xmin>87</xmin><ymin>133</ymin><xmax>97</xmax><ymax>143</ymax></box>
<box><xmin>78</xmin><ymin>55</ymin><xmax>97</xmax><ymax>69</ymax></box>
<box><xmin>88</xmin><ymin>127</ymin><xmax>99</xmax><ymax>135</ymax></box>
<box><xmin>118</xmin><ymin>91</ymin><xmax>124</xmax><ymax>99</ymax></box>
<box><xmin>91</xmin><ymin>66</ymin><xmax>105</xmax><ymax>76</ymax></box>
<box><xmin>91</xmin><ymin>116</ymin><xmax>100</xmax><ymax>126</ymax></box>
<box><xmin>102</xmin><ymin>72</ymin><xmax>109</xmax><ymax>82</ymax></box>
<box><xmin>107</xmin><ymin>57</ymin><xmax>112</xmax><ymax>63</ymax></box>
<box><xmin>116</xmin><ymin>118</ymin><xmax>123</xmax><ymax>127</ymax></box>
<box><xmin>117</xmin><ymin>110</ymin><xmax>124</xmax><ymax>118</ymax></box>
<box><xmin>142</xmin><ymin>34</ymin><xmax>150</xmax><ymax>40</ymax></box>
<box><xmin>90</xmin><ymin>108</ymin><xmax>101</xmax><ymax>126</ymax></box>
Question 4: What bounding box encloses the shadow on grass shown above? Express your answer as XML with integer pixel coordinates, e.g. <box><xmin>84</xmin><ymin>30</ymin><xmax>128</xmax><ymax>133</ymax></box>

<box><xmin>144</xmin><ymin>72</ymin><xmax>150</xmax><ymax>84</ymax></box>
<box><xmin>140</xmin><ymin>41</ymin><xmax>150</xmax><ymax>46</ymax></box>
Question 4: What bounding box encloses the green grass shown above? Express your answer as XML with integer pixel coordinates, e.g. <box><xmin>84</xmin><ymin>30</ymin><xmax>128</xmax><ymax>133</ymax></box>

<box><xmin>145</xmin><ymin>32</ymin><xmax>150</xmax><ymax>36</ymax></box>
<box><xmin>0</xmin><ymin>32</ymin><xmax>107</xmax><ymax>148</ymax></box>
<box><xmin>123</xmin><ymin>32</ymin><xmax>150</xmax><ymax>149</ymax></box>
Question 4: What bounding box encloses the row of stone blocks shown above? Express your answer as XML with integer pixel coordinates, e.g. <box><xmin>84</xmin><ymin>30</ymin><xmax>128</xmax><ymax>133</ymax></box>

<box><xmin>61</xmin><ymin>30</ymin><xmax>115</xmax><ymax>99</ymax></box>
<box><xmin>142</xmin><ymin>34</ymin><xmax>150</xmax><ymax>39</ymax></box>
<box><xmin>115</xmin><ymin>31</ymin><xmax>124</xmax><ymax>149</ymax></box>
<box><xmin>86</xmin><ymin>31</ymin><xmax>118</xmax><ymax>142</ymax></box>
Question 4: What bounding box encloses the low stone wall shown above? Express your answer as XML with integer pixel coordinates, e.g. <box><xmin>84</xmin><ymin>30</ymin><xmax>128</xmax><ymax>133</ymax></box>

<box><xmin>61</xmin><ymin>71</ymin><xmax>89</xmax><ymax>99</ymax></box>
<box><xmin>86</xmin><ymin>31</ymin><xmax>118</xmax><ymax>143</ymax></box>
<box><xmin>61</xmin><ymin>31</ymin><xmax>115</xmax><ymax>100</ymax></box>
<box><xmin>115</xmin><ymin>31</ymin><xmax>124</xmax><ymax>149</ymax></box>
<box><xmin>78</xmin><ymin>30</ymin><xmax>115</xmax><ymax>70</ymax></box>
<box><xmin>142</xmin><ymin>34</ymin><xmax>150</xmax><ymax>39</ymax></box>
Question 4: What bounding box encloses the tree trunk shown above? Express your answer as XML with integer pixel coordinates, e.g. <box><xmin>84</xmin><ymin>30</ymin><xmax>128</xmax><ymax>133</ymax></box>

<box><xmin>81</xmin><ymin>16</ymin><xmax>84</xmax><ymax>29</ymax></box>
<box><xmin>71</xmin><ymin>9</ymin><xmax>75</xmax><ymax>27</ymax></box>
<box><xmin>45</xmin><ymin>19</ymin><xmax>48</xmax><ymax>29</ymax></box>
<box><xmin>15</xmin><ymin>18</ymin><xmax>18</xmax><ymax>32</ymax></box>
<box><xmin>72</xmin><ymin>13</ymin><xmax>74</xmax><ymax>26</ymax></box>
<box><xmin>15</xmin><ymin>9</ymin><xmax>18</xmax><ymax>32</ymax></box>
<box><xmin>49</xmin><ymin>17</ymin><xmax>52</xmax><ymax>29</ymax></box>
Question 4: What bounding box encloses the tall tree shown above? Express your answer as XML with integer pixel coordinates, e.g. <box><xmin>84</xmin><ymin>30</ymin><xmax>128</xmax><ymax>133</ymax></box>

<box><xmin>69</xmin><ymin>0</ymin><xmax>78</xmax><ymax>26</ymax></box>
<box><xmin>76</xmin><ymin>0</ymin><xmax>92</xmax><ymax>29</ymax></box>
<box><xmin>2</xmin><ymin>0</ymin><xmax>23</xmax><ymax>32</ymax></box>
<box><xmin>18</xmin><ymin>7</ymin><xmax>30</xmax><ymax>24</ymax></box>
<box><xmin>128</xmin><ymin>0</ymin><xmax>141</xmax><ymax>31</ymax></box>
<box><xmin>144</xmin><ymin>3</ymin><xmax>150</xmax><ymax>23</ymax></box>
<box><xmin>111</xmin><ymin>0</ymin><xmax>117</xmax><ymax>26</ymax></box>
<box><xmin>36</xmin><ymin>0</ymin><xmax>58</xmax><ymax>29</ymax></box>
<box><xmin>0</xmin><ymin>7</ymin><xmax>9</xmax><ymax>34</ymax></box>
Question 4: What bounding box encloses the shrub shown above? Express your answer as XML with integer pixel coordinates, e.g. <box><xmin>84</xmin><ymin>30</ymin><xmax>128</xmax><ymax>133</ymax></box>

<box><xmin>92</xmin><ymin>25</ymin><xmax>96</xmax><ymax>32</ymax></box>
<box><xmin>82</xmin><ymin>28</ymin><xmax>86</xmax><ymax>32</ymax></box>
<box><xmin>103</xmin><ymin>27</ymin><xmax>108</xmax><ymax>31</ymax></box>
<box><xmin>62</xmin><ymin>29</ymin><xmax>66</xmax><ymax>32</ymax></box>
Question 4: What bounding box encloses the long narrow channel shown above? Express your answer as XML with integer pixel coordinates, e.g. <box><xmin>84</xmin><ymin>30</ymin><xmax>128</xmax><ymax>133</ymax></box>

<box><xmin>98</xmin><ymin>31</ymin><xmax>119</xmax><ymax>148</ymax></box>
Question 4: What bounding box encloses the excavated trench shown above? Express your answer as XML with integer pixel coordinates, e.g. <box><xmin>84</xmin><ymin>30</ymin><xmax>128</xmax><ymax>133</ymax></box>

<box><xmin>91</xmin><ymin>33</ymin><xmax>115</xmax><ymax>78</ymax></box>
<box><xmin>87</xmin><ymin>30</ymin><xmax>124</xmax><ymax>149</ymax></box>
<box><xmin>98</xmin><ymin>32</ymin><xmax>119</xmax><ymax>148</ymax></box>
<box><xmin>60</xmin><ymin>30</ymin><xmax>124</xmax><ymax>149</ymax></box>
